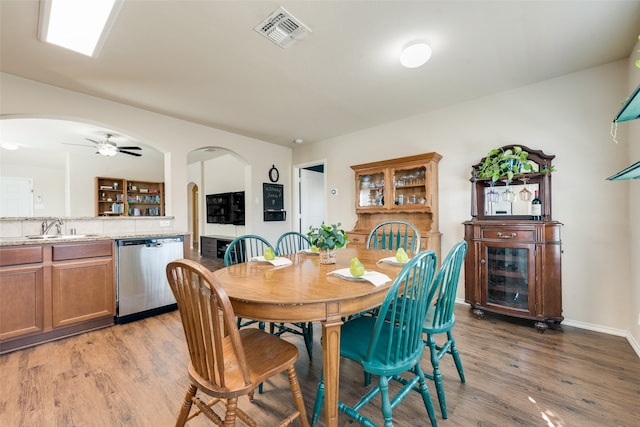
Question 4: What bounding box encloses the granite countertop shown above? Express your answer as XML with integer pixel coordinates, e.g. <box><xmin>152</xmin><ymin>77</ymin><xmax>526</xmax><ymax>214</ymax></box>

<box><xmin>0</xmin><ymin>232</ymin><xmax>189</xmax><ymax>246</ymax></box>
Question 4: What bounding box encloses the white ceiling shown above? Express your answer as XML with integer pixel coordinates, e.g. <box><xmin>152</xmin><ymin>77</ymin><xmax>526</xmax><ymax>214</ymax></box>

<box><xmin>1</xmin><ymin>0</ymin><xmax>640</xmax><ymax>152</ymax></box>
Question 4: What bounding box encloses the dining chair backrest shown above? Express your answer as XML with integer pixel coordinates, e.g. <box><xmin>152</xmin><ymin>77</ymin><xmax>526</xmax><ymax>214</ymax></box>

<box><xmin>363</xmin><ymin>250</ymin><xmax>437</xmax><ymax>373</ymax></box>
<box><xmin>224</xmin><ymin>234</ymin><xmax>273</xmax><ymax>266</ymax></box>
<box><xmin>425</xmin><ymin>240</ymin><xmax>468</xmax><ymax>332</ymax></box>
<box><xmin>366</xmin><ymin>220</ymin><xmax>422</xmax><ymax>254</ymax></box>
<box><xmin>166</xmin><ymin>259</ymin><xmax>251</xmax><ymax>391</ymax></box>
<box><xmin>275</xmin><ymin>231</ymin><xmax>310</xmax><ymax>256</ymax></box>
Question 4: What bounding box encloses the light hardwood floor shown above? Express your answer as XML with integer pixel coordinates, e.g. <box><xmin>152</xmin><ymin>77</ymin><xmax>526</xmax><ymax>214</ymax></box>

<box><xmin>1</xmin><ymin>302</ymin><xmax>639</xmax><ymax>426</ymax></box>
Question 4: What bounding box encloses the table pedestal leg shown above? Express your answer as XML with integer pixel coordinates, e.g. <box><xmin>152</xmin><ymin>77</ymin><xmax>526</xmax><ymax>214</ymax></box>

<box><xmin>322</xmin><ymin>317</ymin><xmax>343</xmax><ymax>427</ymax></box>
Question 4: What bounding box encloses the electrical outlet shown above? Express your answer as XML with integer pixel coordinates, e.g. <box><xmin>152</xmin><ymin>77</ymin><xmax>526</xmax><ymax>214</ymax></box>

<box><xmin>159</xmin><ymin>220</ymin><xmax>171</xmax><ymax>227</ymax></box>
<box><xmin>637</xmin><ymin>312</ymin><xmax>640</xmax><ymax>326</ymax></box>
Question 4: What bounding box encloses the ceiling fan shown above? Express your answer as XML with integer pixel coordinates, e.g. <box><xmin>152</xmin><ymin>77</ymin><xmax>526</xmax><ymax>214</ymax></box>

<box><xmin>64</xmin><ymin>133</ymin><xmax>142</xmax><ymax>157</ymax></box>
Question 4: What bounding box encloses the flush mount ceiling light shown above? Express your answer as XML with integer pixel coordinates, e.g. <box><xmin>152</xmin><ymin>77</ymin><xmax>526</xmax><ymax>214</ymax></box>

<box><xmin>38</xmin><ymin>0</ymin><xmax>123</xmax><ymax>57</ymax></box>
<box><xmin>400</xmin><ymin>41</ymin><xmax>432</xmax><ymax>68</ymax></box>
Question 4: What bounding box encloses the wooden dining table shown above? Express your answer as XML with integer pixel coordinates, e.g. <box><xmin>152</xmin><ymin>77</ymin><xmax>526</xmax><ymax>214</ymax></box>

<box><xmin>212</xmin><ymin>246</ymin><xmax>402</xmax><ymax>427</ymax></box>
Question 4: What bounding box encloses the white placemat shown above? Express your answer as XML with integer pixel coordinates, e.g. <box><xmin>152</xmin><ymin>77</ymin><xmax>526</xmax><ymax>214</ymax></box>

<box><xmin>328</xmin><ymin>268</ymin><xmax>391</xmax><ymax>287</ymax></box>
<box><xmin>377</xmin><ymin>256</ymin><xmax>410</xmax><ymax>266</ymax></box>
<box><xmin>250</xmin><ymin>256</ymin><xmax>293</xmax><ymax>267</ymax></box>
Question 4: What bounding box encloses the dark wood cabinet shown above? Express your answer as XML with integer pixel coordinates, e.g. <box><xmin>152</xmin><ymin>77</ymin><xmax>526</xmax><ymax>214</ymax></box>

<box><xmin>201</xmin><ymin>235</ymin><xmax>233</xmax><ymax>260</ymax></box>
<box><xmin>463</xmin><ymin>221</ymin><xmax>563</xmax><ymax>332</ymax></box>
<box><xmin>464</xmin><ymin>146</ymin><xmax>562</xmax><ymax>332</ymax></box>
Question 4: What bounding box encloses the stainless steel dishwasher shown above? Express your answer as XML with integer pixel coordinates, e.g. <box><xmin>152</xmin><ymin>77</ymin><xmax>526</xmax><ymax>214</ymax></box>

<box><xmin>116</xmin><ymin>236</ymin><xmax>184</xmax><ymax>323</ymax></box>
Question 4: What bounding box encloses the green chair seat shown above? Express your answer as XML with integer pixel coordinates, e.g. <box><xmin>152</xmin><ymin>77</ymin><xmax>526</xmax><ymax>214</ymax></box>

<box><xmin>312</xmin><ymin>250</ymin><xmax>439</xmax><ymax>427</ymax></box>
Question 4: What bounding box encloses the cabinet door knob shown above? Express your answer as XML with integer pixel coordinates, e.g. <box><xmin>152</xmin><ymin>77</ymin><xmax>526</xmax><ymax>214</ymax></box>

<box><xmin>496</xmin><ymin>232</ymin><xmax>516</xmax><ymax>239</ymax></box>
<box><xmin>480</xmin><ymin>259</ymin><xmax>486</xmax><ymax>264</ymax></box>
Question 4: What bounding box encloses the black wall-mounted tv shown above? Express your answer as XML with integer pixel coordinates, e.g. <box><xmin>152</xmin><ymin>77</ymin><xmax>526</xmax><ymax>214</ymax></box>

<box><xmin>206</xmin><ymin>191</ymin><xmax>245</xmax><ymax>225</ymax></box>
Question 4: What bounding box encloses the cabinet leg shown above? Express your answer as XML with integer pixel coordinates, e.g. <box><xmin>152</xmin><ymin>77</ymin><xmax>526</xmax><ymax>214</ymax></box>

<box><xmin>472</xmin><ymin>308</ymin><xmax>484</xmax><ymax>319</ymax></box>
<box><xmin>534</xmin><ymin>321</ymin><xmax>548</xmax><ymax>333</ymax></box>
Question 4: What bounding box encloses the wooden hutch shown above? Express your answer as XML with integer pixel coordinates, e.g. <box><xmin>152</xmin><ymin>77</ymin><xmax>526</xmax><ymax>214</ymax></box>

<box><xmin>463</xmin><ymin>145</ymin><xmax>562</xmax><ymax>332</ymax></box>
<box><xmin>348</xmin><ymin>152</ymin><xmax>442</xmax><ymax>261</ymax></box>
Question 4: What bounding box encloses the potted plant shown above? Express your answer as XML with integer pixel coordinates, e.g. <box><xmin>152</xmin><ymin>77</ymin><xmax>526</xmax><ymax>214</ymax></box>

<box><xmin>307</xmin><ymin>223</ymin><xmax>348</xmax><ymax>264</ymax></box>
<box><xmin>477</xmin><ymin>145</ymin><xmax>535</xmax><ymax>182</ymax></box>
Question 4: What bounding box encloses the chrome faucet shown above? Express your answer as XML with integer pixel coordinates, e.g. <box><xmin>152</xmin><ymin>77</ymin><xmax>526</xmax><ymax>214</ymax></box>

<box><xmin>41</xmin><ymin>218</ymin><xmax>63</xmax><ymax>235</ymax></box>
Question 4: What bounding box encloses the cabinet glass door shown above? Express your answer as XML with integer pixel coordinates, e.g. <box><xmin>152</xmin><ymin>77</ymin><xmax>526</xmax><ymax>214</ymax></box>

<box><xmin>481</xmin><ymin>243</ymin><xmax>535</xmax><ymax>313</ymax></box>
<box><xmin>392</xmin><ymin>166</ymin><xmax>427</xmax><ymax>206</ymax></box>
<box><xmin>357</xmin><ymin>171</ymin><xmax>385</xmax><ymax>208</ymax></box>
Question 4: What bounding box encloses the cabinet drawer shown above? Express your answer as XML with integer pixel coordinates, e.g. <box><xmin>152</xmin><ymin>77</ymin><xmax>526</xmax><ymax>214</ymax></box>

<box><xmin>481</xmin><ymin>228</ymin><xmax>534</xmax><ymax>242</ymax></box>
<box><xmin>0</xmin><ymin>246</ymin><xmax>43</xmax><ymax>266</ymax></box>
<box><xmin>52</xmin><ymin>241</ymin><xmax>113</xmax><ymax>261</ymax></box>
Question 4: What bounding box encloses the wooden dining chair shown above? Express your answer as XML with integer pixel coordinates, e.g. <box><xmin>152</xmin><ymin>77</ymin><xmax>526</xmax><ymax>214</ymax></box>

<box><xmin>366</xmin><ymin>220</ymin><xmax>422</xmax><ymax>254</ymax></box>
<box><xmin>166</xmin><ymin>259</ymin><xmax>309</xmax><ymax>427</ymax></box>
<box><xmin>311</xmin><ymin>250</ymin><xmax>439</xmax><ymax>427</ymax></box>
<box><xmin>224</xmin><ymin>234</ymin><xmax>274</xmax><ymax>331</ymax></box>
<box><xmin>422</xmin><ymin>240</ymin><xmax>468</xmax><ymax>419</ymax></box>
<box><xmin>272</xmin><ymin>231</ymin><xmax>314</xmax><ymax>361</ymax></box>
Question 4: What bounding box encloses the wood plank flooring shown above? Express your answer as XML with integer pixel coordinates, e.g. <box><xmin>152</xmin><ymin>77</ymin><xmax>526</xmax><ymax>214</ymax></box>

<box><xmin>1</xmin><ymin>305</ymin><xmax>638</xmax><ymax>426</ymax></box>
<box><xmin>1</xmin><ymin>251</ymin><xmax>638</xmax><ymax>426</ymax></box>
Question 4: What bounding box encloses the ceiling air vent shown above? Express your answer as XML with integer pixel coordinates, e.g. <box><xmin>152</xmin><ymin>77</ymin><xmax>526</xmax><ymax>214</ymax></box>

<box><xmin>254</xmin><ymin>7</ymin><xmax>311</xmax><ymax>48</ymax></box>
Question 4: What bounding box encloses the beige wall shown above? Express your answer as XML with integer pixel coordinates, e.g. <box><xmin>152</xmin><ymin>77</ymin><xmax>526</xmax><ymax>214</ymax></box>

<box><xmin>293</xmin><ymin>60</ymin><xmax>639</xmax><ymax>353</ymax></box>
<box><xmin>0</xmin><ymin>73</ymin><xmax>293</xmax><ymax>245</ymax></box>
<box><xmin>626</xmin><ymin>40</ymin><xmax>640</xmax><ymax>352</ymax></box>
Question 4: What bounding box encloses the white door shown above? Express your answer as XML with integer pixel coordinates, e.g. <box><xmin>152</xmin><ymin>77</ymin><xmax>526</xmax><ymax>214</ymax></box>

<box><xmin>0</xmin><ymin>177</ymin><xmax>33</xmax><ymax>216</ymax></box>
<box><xmin>298</xmin><ymin>167</ymin><xmax>325</xmax><ymax>234</ymax></box>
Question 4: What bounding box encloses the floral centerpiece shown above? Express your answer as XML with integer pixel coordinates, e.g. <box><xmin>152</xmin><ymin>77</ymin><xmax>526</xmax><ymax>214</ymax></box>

<box><xmin>307</xmin><ymin>223</ymin><xmax>348</xmax><ymax>264</ymax></box>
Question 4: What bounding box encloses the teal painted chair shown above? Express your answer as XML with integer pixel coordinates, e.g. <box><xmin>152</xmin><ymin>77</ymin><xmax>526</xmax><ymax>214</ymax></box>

<box><xmin>223</xmin><ymin>234</ymin><xmax>274</xmax><ymax>331</ymax></box>
<box><xmin>422</xmin><ymin>240</ymin><xmax>468</xmax><ymax>419</ymax></box>
<box><xmin>366</xmin><ymin>220</ymin><xmax>421</xmax><ymax>254</ymax></box>
<box><xmin>352</xmin><ymin>220</ymin><xmax>423</xmax><ymax>321</ymax></box>
<box><xmin>311</xmin><ymin>250</ymin><xmax>439</xmax><ymax>427</ymax></box>
<box><xmin>272</xmin><ymin>231</ymin><xmax>314</xmax><ymax>361</ymax></box>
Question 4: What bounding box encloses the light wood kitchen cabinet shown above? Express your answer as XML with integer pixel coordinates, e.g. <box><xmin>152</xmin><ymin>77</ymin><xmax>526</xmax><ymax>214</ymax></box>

<box><xmin>349</xmin><ymin>152</ymin><xmax>442</xmax><ymax>260</ymax></box>
<box><xmin>0</xmin><ymin>241</ymin><xmax>115</xmax><ymax>354</ymax></box>
<box><xmin>0</xmin><ymin>246</ymin><xmax>45</xmax><ymax>341</ymax></box>
<box><xmin>51</xmin><ymin>242</ymin><xmax>115</xmax><ymax>328</ymax></box>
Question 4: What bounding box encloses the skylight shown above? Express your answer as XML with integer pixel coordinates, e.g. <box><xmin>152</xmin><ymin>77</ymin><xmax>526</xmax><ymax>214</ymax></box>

<box><xmin>38</xmin><ymin>0</ymin><xmax>122</xmax><ymax>57</ymax></box>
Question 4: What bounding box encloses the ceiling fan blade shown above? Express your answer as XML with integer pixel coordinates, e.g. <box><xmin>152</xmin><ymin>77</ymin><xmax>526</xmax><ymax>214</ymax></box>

<box><xmin>117</xmin><ymin>146</ymin><xmax>142</xmax><ymax>150</ymax></box>
<box><xmin>118</xmin><ymin>149</ymin><xmax>142</xmax><ymax>157</ymax></box>
<box><xmin>85</xmin><ymin>138</ymin><xmax>101</xmax><ymax>144</ymax></box>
